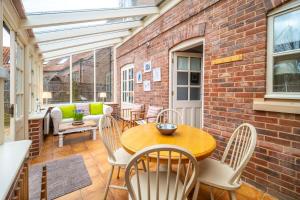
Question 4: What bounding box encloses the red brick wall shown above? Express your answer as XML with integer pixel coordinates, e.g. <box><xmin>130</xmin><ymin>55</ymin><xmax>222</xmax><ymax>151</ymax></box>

<box><xmin>116</xmin><ymin>0</ymin><xmax>299</xmax><ymax>199</ymax></box>
<box><xmin>28</xmin><ymin>119</ymin><xmax>43</xmax><ymax>158</ymax></box>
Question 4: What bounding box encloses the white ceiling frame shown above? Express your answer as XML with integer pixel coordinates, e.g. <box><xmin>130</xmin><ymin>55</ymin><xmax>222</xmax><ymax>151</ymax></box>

<box><xmin>22</xmin><ymin>6</ymin><xmax>159</xmax><ymax>29</ymax></box>
<box><xmin>43</xmin><ymin>38</ymin><xmax>121</xmax><ymax>60</ymax></box>
<box><xmin>39</xmin><ymin>30</ymin><xmax>130</xmax><ymax>53</ymax></box>
<box><xmin>34</xmin><ymin>20</ymin><xmax>142</xmax><ymax>43</ymax></box>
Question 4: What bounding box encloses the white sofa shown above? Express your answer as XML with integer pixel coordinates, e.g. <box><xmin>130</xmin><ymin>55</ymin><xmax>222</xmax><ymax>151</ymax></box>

<box><xmin>51</xmin><ymin>103</ymin><xmax>113</xmax><ymax>135</ymax></box>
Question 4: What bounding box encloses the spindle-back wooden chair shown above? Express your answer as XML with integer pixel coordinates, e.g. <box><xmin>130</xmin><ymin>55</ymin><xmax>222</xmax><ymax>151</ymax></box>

<box><xmin>193</xmin><ymin>123</ymin><xmax>257</xmax><ymax>200</ymax></box>
<box><xmin>125</xmin><ymin>144</ymin><xmax>199</xmax><ymax>200</ymax></box>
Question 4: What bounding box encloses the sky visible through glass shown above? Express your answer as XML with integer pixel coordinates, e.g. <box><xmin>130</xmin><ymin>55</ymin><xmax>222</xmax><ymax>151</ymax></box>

<box><xmin>22</xmin><ymin>0</ymin><xmax>120</xmax><ymax>13</ymax></box>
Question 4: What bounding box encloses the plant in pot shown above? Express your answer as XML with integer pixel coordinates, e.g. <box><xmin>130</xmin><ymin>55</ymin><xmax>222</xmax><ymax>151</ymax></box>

<box><xmin>73</xmin><ymin>110</ymin><xmax>84</xmax><ymax>125</ymax></box>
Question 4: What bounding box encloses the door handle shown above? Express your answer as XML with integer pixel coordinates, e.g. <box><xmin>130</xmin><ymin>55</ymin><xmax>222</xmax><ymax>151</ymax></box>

<box><xmin>10</xmin><ymin>104</ymin><xmax>14</xmax><ymax>117</ymax></box>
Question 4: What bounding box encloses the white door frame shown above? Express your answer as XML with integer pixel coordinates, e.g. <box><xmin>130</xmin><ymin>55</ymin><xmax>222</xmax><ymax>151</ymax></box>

<box><xmin>168</xmin><ymin>37</ymin><xmax>205</xmax><ymax>128</ymax></box>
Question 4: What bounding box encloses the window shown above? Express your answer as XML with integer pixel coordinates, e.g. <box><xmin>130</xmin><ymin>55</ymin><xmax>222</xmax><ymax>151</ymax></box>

<box><xmin>95</xmin><ymin>48</ymin><xmax>114</xmax><ymax>102</ymax></box>
<box><xmin>43</xmin><ymin>48</ymin><xmax>114</xmax><ymax>104</ymax></box>
<box><xmin>43</xmin><ymin>56</ymin><xmax>70</xmax><ymax>104</ymax></box>
<box><xmin>267</xmin><ymin>3</ymin><xmax>300</xmax><ymax>98</ymax></box>
<box><xmin>121</xmin><ymin>64</ymin><xmax>134</xmax><ymax>104</ymax></box>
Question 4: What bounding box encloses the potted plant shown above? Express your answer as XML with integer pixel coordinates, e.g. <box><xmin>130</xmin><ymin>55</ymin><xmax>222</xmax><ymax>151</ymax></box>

<box><xmin>73</xmin><ymin>110</ymin><xmax>84</xmax><ymax>125</ymax></box>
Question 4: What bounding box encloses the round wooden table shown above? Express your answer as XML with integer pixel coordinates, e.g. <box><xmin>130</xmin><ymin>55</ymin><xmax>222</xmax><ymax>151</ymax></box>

<box><xmin>121</xmin><ymin>123</ymin><xmax>216</xmax><ymax>161</ymax></box>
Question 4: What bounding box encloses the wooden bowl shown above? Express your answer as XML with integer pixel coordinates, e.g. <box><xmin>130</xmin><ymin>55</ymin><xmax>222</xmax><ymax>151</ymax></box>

<box><xmin>156</xmin><ymin>123</ymin><xmax>177</xmax><ymax>135</ymax></box>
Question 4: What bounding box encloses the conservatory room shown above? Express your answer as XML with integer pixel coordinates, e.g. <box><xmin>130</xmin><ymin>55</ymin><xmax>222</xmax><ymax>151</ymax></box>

<box><xmin>0</xmin><ymin>0</ymin><xmax>299</xmax><ymax>200</ymax></box>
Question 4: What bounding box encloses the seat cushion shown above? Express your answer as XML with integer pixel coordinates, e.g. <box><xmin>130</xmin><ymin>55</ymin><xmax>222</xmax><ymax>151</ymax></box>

<box><xmin>60</xmin><ymin>104</ymin><xmax>75</xmax><ymax>119</ymax></box>
<box><xmin>129</xmin><ymin>171</ymin><xmax>184</xmax><ymax>200</ymax></box>
<box><xmin>90</xmin><ymin>102</ymin><xmax>103</xmax><ymax>115</ymax></box>
<box><xmin>146</xmin><ymin>106</ymin><xmax>163</xmax><ymax>118</ymax></box>
<box><xmin>197</xmin><ymin>158</ymin><xmax>240</xmax><ymax>190</ymax></box>
<box><xmin>83</xmin><ymin>115</ymin><xmax>102</xmax><ymax>121</ymax></box>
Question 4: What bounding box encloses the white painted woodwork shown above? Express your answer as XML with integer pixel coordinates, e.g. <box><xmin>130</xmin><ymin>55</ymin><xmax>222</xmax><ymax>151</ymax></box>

<box><xmin>43</xmin><ymin>38</ymin><xmax>121</xmax><ymax>60</ymax></box>
<box><xmin>0</xmin><ymin>140</ymin><xmax>31</xmax><ymax>200</ymax></box>
<box><xmin>39</xmin><ymin>30</ymin><xmax>130</xmax><ymax>53</ymax></box>
<box><xmin>172</xmin><ymin>52</ymin><xmax>203</xmax><ymax>128</ymax></box>
<box><xmin>22</xmin><ymin>6</ymin><xmax>159</xmax><ymax>29</ymax></box>
<box><xmin>34</xmin><ymin>20</ymin><xmax>142</xmax><ymax>43</ymax></box>
<box><xmin>0</xmin><ymin>0</ymin><xmax>4</xmax><ymax>144</ymax></box>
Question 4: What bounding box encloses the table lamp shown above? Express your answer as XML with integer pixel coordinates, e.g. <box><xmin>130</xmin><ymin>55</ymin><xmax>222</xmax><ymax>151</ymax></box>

<box><xmin>274</xmin><ymin>60</ymin><xmax>298</xmax><ymax>92</ymax></box>
<box><xmin>42</xmin><ymin>92</ymin><xmax>52</xmax><ymax>105</ymax></box>
<box><xmin>98</xmin><ymin>92</ymin><xmax>107</xmax><ymax>102</ymax></box>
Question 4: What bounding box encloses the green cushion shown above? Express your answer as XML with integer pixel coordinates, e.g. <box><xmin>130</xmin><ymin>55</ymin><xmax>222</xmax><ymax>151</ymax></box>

<box><xmin>60</xmin><ymin>104</ymin><xmax>76</xmax><ymax>119</ymax></box>
<box><xmin>90</xmin><ymin>102</ymin><xmax>104</xmax><ymax>115</ymax></box>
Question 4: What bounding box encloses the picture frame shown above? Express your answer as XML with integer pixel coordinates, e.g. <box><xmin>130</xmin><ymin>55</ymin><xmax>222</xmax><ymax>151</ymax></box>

<box><xmin>136</xmin><ymin>71</ymin><xmax>142</xmax><ymax>83</ymax></box>
<box><xmin>152</xmin><ymin>67</ymin><xmax>161</xmax><ymax>82</ymax></box>
<box><xmin>144</xmin><ymin>61</ymin><xmax>152</xmax><ymax>73</ymax></box>
<box><xmin>143</xmin><ymin>80</ymin><xmax>151</xmax><ymax>91</ymax></box>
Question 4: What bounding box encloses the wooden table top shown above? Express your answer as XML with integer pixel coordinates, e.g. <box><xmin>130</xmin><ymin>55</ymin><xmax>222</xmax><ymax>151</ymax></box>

<box><xmin>59</xmin><ymin>120</ymin><xmax>97</xmax><ymax>132</ymax></box>
<box><xmin>121</xmin><ymin>123</ymin><xmax>216</xmax><ymax>160</ymax></box>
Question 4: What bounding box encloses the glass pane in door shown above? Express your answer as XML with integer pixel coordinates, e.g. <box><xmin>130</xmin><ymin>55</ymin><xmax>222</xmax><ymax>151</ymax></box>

<box><xmin>177</xmin><ymin>56</ymin><xmax>188</xmax><ymax>70</ymax></box>
<box><xmin>3</xmin><ymin>27</ymin><xmax>10</xmax><ymax>137</ymax></box>
<box><xmin>190</xmin><ymin>87</ymin><xmax>201</xmax><ymax>100</ymax></box>
<box><xmin>191</xmin><ymin>57</ymin><xmax>201</xmax><ymax>71</ymax></box>
<box><xmin>177</xmin><ymin>87</ymin><xmax>188</xmax><ymax>100</ymax></box>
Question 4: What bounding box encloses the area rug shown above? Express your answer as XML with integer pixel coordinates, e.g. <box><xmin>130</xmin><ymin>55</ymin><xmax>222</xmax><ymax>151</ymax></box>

<box><xmin>29</xmin><ymin>155</ymin><xmax>92</xmax><ymax>200</ymax></box>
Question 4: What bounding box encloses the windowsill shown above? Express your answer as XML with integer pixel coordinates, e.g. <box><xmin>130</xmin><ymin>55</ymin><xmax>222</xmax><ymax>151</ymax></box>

<box><xmin>43</xmin><ymin>101</ymin><xmax>118</xmax><ymax>108</ymax></box>
<box><xmin>253</xmin><ymin>98</ymin><xmax>300</xmax><ymax>114</ymax></box>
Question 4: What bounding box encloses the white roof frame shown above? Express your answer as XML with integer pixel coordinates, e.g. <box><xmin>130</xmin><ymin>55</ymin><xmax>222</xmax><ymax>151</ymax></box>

<box><xmin>39</xmin><ymin>30</ymin><xmax>130</xmax><ymax>53</ymax></box>
<box><xmin>22</xmin><ymin>6</ymin><xmax>159</xmax><ymax>29</ymax></box>
<box><xmin>34</xmin><ymin>20</ymin><xmax>142</xmax><ymax>43</ymax></box>
<box><xmin>43</xmin><ymin>38</ymin><xmax>121</xmax><ymax>60</ymax></box>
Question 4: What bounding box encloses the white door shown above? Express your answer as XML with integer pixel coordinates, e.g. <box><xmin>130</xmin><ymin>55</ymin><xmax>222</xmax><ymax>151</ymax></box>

<box><xmin>9</xmin><ymin>32</ymin><xmax>25</xmax><ymax>141</ymax></box>
<box><xmin>172</xmin><ymin>52</ymin><xmax>203</xmax><ymax>128</ymax></box>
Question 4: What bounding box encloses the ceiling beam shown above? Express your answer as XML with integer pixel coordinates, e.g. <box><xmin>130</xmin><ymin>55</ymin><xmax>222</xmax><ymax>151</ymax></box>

<box><xmin>22</xmin><ymin>6</ymin><xmax>158</xmax><ymax>29</ymax></box>
<box><xmin>42</xmin><ymin>38</ymin><xmax>121</xmax><ymax>60</ymax></box>
<box><xmin>34</xmin><ymin>20</ymin><xmax>142</xmax><ymax>43</ymax></box>
<box><xmin>39</xmin><ymin>30</ymin><xmax>130</xmax><ymax>53</ymax></box>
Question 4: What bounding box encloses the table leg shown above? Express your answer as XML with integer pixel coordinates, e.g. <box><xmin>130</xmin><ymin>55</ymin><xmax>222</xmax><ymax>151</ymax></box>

<box><xmin>92</xmin><ymin>129</ymin><xmax>96</xmax><ymax>140</ymax></box>
<box><xmin>58</xmin><ymin>134</ymin><xmax>64</xmax><ymax>147</ymax></box>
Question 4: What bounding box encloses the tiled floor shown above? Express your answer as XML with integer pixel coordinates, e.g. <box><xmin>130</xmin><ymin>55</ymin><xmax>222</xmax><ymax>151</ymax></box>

<box><xmin>29</xmin><ymin>131</ymin><xmax>277</xmax><ymax>200</ymax></box>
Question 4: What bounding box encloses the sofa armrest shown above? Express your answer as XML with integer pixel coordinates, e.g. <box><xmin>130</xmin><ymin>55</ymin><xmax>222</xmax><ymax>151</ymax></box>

<box><xmin>51</xmin><ymin>107</ymin><xmax>62</xmax><ymax>135</ymax></box>
<box><xmin>103</xmin><ymin>105</ymin><xmax>113</xmax><ymax>115</ymax></box>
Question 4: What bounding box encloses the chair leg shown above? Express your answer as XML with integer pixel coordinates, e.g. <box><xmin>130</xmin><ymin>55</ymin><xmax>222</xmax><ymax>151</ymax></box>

<box><xmin>192</xmin><ymin>180</ymin><xmax>200</xmax><ymax>200</ymax></box>
<box><xmin>104</xmin><ymin>166</ymin><xmax>114</xmax><ymax>200</ymax></box>
<box><xmin>229</xmin><ymin>191</ymin><xmax>237</xmax><ymax>200</ymax></box>
<box><xmin>117</xmin><ymin>166</ymin><xmax>121</xmax><ymax>179</ymax></box>
<box><xmin>210</xmin><ymin>187</ymin><xmax>214</xmax><ymax>200</ymax></box>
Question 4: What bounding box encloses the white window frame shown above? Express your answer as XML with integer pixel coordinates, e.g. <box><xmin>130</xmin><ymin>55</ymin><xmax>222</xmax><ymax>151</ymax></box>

<box><xmin>121</xmin><ymin>64</ymin><xmax>134</xmax><ymax>105</ymax></box>
<box><xmin>266</xmin><ymin>1</ymin><xmax>300</xmax><ymax>99</ymax></box>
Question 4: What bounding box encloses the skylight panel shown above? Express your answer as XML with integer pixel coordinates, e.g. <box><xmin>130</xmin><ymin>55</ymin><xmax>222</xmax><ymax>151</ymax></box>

<box><xmin>58</xmin><ymin>58</ymin><xmax>68</xmax><ymax>64</ymax></box>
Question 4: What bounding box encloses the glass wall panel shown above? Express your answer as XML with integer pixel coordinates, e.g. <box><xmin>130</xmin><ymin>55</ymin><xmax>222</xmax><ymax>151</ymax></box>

<box><xmin>43</xmin><ymin>56</ymin><xmax>70</xmax><ymax>104</ymax></box>
<box><xmin>3</xmin><ymin>27</ymin><xmax>10</xmax><ymax>137</ymax></box>
<box><xmin>95</xmin><ymin>47</ymin><xmax>113</xmax><ymax>102</ymax></box>
<box><xmin>72</xmin><ymin>51</ymin><xmax>94</xmax><ymax>102</ymax></box>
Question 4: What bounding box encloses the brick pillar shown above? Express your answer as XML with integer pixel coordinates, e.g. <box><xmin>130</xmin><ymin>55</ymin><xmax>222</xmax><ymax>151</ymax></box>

<box><xmin>28</xmin><ymin>119</ymin><xmax>43</xmax><ymax>158</ymax></box>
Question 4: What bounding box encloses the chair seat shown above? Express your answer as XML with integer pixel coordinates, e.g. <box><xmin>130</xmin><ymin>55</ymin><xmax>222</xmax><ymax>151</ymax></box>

<box><xmin>129</xmin><ymin>171</ymin><xmax>185</xmax><ymax>200</ymax></box>
<box><xmin>197</xmin><ymin>158</ymin><xmax>240</xmax><ymax>190</ymax></box>
<box><xmin>108</xmin><ymin>147</ymin><xmax>132</xmax><ymax>166</ymax></box>
<box><xmin>135</xmin><ymin>119</ymin><xmax>147</xmax><ymax>125</ymax></box>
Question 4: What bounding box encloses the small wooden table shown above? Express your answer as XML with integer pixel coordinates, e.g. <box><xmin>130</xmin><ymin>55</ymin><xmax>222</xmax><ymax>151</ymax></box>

<box><xmin>58</xmin><ymin>120</ymin><xmax>97</xmax><ymax>147</ymax></box>
<box><xmin>121</xmin><ymin>123</ymin><xmax>216</xmax><ymax>161</ymax></box>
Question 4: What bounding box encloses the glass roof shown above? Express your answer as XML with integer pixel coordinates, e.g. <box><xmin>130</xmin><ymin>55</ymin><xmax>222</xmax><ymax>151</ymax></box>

<box><xmin>33</xmin><ymin>18</ymin><xmax>140</xmax><ymax>34</ymax></box>
<box><xmin>22</xmin><ymin>0</ymin><xmax>161</xmax><ymax>14</ymax></box>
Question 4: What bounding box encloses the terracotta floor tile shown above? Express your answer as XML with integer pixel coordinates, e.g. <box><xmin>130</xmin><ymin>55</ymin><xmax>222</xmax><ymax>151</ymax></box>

<box><xmin>32</xmin><ymin>132</ymin><xmax>278</xmax><ymax>200</ymax></box>
<box><xmin>56</xmin><ymin>190</ymin><xmax>82</xmax><ymax>200</ymax></box>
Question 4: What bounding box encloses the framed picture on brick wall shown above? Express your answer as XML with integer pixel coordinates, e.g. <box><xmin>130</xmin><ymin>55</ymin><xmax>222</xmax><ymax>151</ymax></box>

<box><xmin>144</xmin><ymin>61</ymin><xmax>152</xmax><ymax>73</ymax></box>
<box><xmin>143</xmin><ymin>80</ymin><xmax>151</xmax><ymax>91</ymax></box>
<box><xmin>136</xmin><ymin>71</ymin><xmax>142</xmax><ymax>83</ymax></box>
<box><xmin>153</xmin><ymin>67</ymin><xmax>161</xmax><ymax>82</ymax></box>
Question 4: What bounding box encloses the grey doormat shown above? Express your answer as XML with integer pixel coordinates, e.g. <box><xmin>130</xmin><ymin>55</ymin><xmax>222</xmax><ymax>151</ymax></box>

<box><xmin>29</xmin><ymin>155</ymin><xmax>92</xmax><ymax>200</ymax></box>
